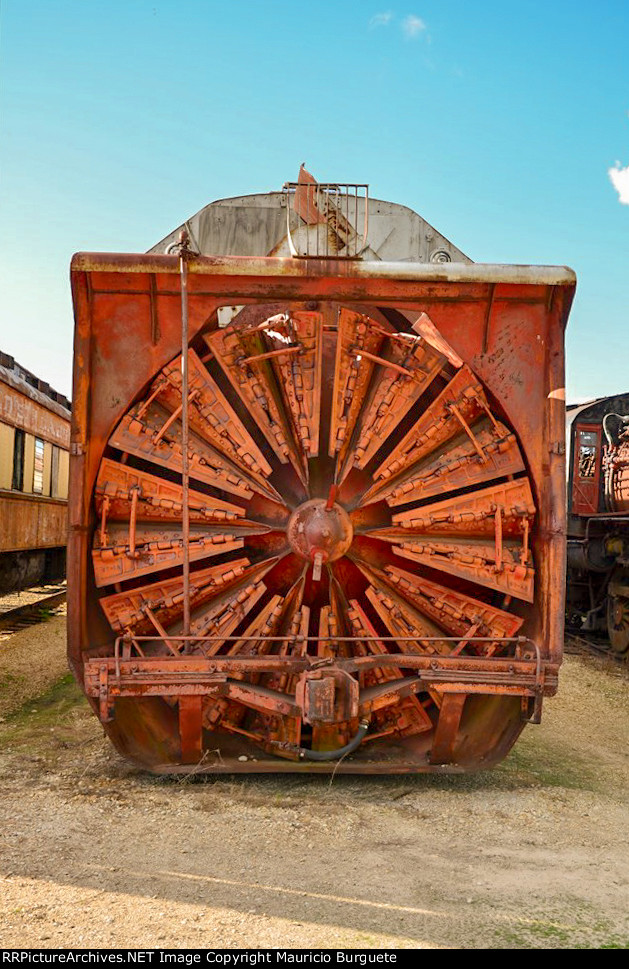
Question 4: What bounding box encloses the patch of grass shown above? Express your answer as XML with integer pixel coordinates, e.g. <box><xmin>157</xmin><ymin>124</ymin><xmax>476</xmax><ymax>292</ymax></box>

<box><xmin>495</xmin><ymin>905</ymin><xmax>629</xmax><ymax>949</ymax></box>
<box><xmin>35</xmin><ymin>607</ymin><xmax>55</xmax><ymax>621</ymax></box>
<box><xmin>499</xmin><ymin>740</ymin><xmax>600</xmax><ymax>793</ymax></box>
<box><xmin>0</xmin><ymin>673</ymin><xmax>88</xmax><ymax>752</ymax></box>
<box><xmin>0</xmin><ymin>671</ymin><xmax>27</xmax><ymax>694</ymax></box>
<box><xmin>499</xmin><ymin>924</ymin><xmax>629</xmax><ymax>949</ymax></box>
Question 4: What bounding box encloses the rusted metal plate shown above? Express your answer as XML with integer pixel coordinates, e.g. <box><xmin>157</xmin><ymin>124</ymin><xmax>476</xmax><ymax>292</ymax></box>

<box><xmin>68</xmin><ymin>246</ymin><xmax>574</xmax><ymax>773</ymax></box>
<box><xmin>383</xmin><ymin>563</ymin><xmax>524</xmax><ymax>642</ymax></box>
<box><xmin>109</xmin><ymin>349</ymin><xmax>282</xmax><ymax>503</ymax></box>
<box><xmin>92</xmin><ymin>523</ymin><xmax>245</xmax><ymax>586</ymax></box>
<box><xmin>203</xmin><ymin>312</ymin><xmax>319</xmax><ymax>485</ymax></box>
<box><xmin>370</xmin><ymin>479</ymin><xmax>536</xmax><ymax>601</ymax></box>
<box><xmin>259</xmin><ymin>311</ymin><xmax>323</xmax><ymax>459</ymax></box>
<box><xmin>394</xmin><ymin>538</ymin><xmax>534</xmax><ymax>602</ymax></box>
<box><xmin>99</xmin><ymin>558</ymin><xmax>252</xmax><ymax>633</ymax></box>
<box><xmin>330</xmin><ymin>310</ymin><xmax>447</xmax><ymax>481</ymax></box>
<box><xmin>94</xmin><ymin>458</ymin><xmax>245</xmax><ymax>523</ymax></box>
<box><xmin>361</xmin><ymin>365</ymin><xmax>524</xmax><ymax>505</ymax></box>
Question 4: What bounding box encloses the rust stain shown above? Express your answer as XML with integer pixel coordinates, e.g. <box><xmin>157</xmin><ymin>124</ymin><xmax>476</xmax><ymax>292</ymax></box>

<box><xmin>68</xmin><ymin>243</ymin><xmax>574</xmax><ymax>773</ymax></box>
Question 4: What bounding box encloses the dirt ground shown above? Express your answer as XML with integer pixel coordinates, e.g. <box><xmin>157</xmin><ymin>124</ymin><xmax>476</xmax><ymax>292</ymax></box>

<box><xmin>0</xmin><ymin>605</ymin><xmax>69</xmax><ymax>715</ymax></box>
<box><xmin>0</xmin><ymin>614</ymin><xmax>628</xmax><ymax>950</ymax></box>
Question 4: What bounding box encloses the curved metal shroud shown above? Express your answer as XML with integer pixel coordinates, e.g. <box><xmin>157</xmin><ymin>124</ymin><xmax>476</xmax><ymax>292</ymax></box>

<box><xmin>68</xmin><ymin>253</ymin><xmax>574</xmax><ymax>772</ymax></box>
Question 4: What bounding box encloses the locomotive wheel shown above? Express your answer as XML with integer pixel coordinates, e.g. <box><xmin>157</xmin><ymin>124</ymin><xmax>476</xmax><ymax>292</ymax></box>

<box><xmin>92</xmin><ymin>304</ymin><xmax>536</xmax><ymax>758</ymax></box>
<box><xmin>607</xmin><ymin>593</ymin><xmax>629</xmax><ymax>655</ymax></box>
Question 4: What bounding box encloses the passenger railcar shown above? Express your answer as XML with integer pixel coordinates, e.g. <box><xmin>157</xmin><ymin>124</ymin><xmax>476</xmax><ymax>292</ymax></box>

<box><xmin>0</xmin><ymin>352</ymin><xmax>70</xmax><ymax>592</ymax></box>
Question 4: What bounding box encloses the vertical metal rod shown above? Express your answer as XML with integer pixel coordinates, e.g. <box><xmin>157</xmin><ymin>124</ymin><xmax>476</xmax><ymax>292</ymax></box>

<box><xmin>149</xmin><ymin>273</ymin><xmax>159</xmax><ymax>345</ymax></box>
<box><xmin>179</xmin><ymin>230</ymin><xmax>191</xmax><ymax>636</ymax></box>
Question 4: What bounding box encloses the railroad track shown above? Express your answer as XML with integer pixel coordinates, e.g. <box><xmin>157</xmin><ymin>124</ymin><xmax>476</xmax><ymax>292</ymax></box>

<box><xmin>564</xmin><ymin>629</ymin><xmax>628</xmax><ymax>665</ymax></box>
<box><xmin>0</xmin><ymin>584</ymin><xmax>67</xmax><ymax>638</ymax></box>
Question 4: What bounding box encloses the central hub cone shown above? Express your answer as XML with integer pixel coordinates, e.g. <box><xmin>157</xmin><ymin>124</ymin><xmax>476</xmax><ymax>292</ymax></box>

<box><xmin>287</xmin><ymin>498</ymin><xmax>353</xmax><ymax>564</ymax></box>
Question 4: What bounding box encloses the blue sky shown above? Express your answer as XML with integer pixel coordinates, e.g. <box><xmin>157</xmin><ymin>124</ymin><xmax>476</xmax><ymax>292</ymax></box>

<box><xmin>0</xmin><ymin>0</ymin><xmax>627</xmax><ymax>401</ymax></box>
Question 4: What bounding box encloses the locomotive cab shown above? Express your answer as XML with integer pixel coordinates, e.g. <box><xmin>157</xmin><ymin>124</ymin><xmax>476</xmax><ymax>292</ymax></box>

<box><xmin>566</xmin><ymin>394</ymin><xmax>629</xmax><ymax>652</ymax></box>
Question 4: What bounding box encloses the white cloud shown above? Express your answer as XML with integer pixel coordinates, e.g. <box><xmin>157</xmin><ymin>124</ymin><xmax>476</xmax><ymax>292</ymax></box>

<box><xmin>369</xmin><ymin>11</ymin><xmax>393</xmax><ymax>28</ymax></box>
<box><xmin>609</xmin><ymin>161</ymin><xmax>629</xmax><ymax>205</ymax></box>
<box><xmin>402</xmin><ymin>14</ymin><xmax>427</xmax><ymax>37</ymax></box>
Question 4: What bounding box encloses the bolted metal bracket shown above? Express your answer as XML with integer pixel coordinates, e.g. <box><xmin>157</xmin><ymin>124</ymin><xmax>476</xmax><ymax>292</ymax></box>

<box><xmin>296</xmin><ymin>669</ymin><xmax>359</xmax><ymax>725</ymax></box>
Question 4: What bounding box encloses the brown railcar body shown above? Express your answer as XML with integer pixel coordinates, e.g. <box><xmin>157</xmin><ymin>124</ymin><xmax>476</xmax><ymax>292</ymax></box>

<box><xmin>68</xmin><ymin>179</ymin><xmax>575</xmax><ymax>773</ymax></box>
<box><xmin>0</xmin><ymin>354</ymin><xmax>71</xmax><ymax>591</ymax></box>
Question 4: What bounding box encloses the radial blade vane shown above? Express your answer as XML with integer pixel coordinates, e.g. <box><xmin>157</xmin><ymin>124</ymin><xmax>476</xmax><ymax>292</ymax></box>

<box><xmin>329</xmin><ymin>310</ymin><xmax>383</xmax><ymax>467</ymax></box>
<box><xmin>98</xmin><ymin>558</ymin><xmax>252</xmax><ymax>634</ymax></box>
<box><xmin>263</xmin><ymin>312</ymin><xmax>323</xmax><ymax>459</ymax></box>
<box><xmin>386</xmin><ymin>564</ymin><xmax>524</xmax><ymax>644</ymax></box>
<box><xmin>287</xmin><ymin>605</ymin><xmax>310</xmax><ymax>657</ymax></box>
<box><xmin>277</xmin><ymin>572</ymin><xmax>308</xmax><ymax>633</ymax></box>
<box><xmin>328</xmin><ymin>570</ymin><xmax>353</xmax><ymax>658</ymax></box>
<box><xmin>257</xmin><ymin>578</ymin><xmax>309</xmax><ymax>755</ymax></box>
<box><xmin>369</xmin><ymin>479</ymin><xmax>535</xmax><ymax>600</ymax></box>
<box><xmin>204</xmin><ymin>594</ymin><xmax>287</xmax><ymax>732</ymax></box>
<box><xmin>347</xmin><ymin>599</ymin><xmax>432</xmax><ymax>735</ymax></box>
<box><xmin>354</xmin><ymin>560</ymin><xmax>523</xmax><ymax>646</ymax></box>
<box><xmin>368</xmin><ymin>479</ymin><xmax>536</xmax><ymax>601</ymax></box>
<box><xmin>365</xmin><ymin>585</ymin><xmax>448</xmax><ymax>709</ymax></box>
<box><xmin>339</xmin><ymin>330</ymin><xmax>446</xmax><ymax>479</ymax></box>
<box><xmin>158</xmin><ymin>349</ymin><xmax>273</xmax><ymax>478</ymax></box>
<box><xmin>362</xmin><ymin>366</ymin><xmax>499</xmax><ymax>504</ymax></box>
<box><xmin>109</xmin><ymin>404</ymin><xmax>263</xmax><ymax>500</ymax></box>
<box><xmin>394</xmin><ymin>538</ymin><xmax>534</xmax><ymax>602</ymax></box>
<box><xmin>204</xmin><ymin>325</ymin><xmax>308</xmax><ymax>484</ymax></box>
<box><xmin>94</xmin><ymin>459</ymin><xmax>245</xmax><ymax>523</ymax></box>
<box><xmin>390</xmin><ymin>478</ymin><xmax>536</xmax><ymax>536</ymax></box>
<box><xmin>92</xmin><ymin>523</ymin><xmax>246</xmax><ymax>586</ymax></box>
<box><xmin>377</xmin><ymin>418</ymin><xmax>525</xmax><ymax>506</ymax></box>
<box><xmin>170</xmin><ymin>563</ymin><xmax>275</xmax><ymax>650</ymax></box>
<box><xmin>317</xmin><ymin>604</ymin><xmax>339</xmax><ymax>658</ymax></box>
<box><xmin>227</xmin><ymin>594</ymin><xmax>286</xmax><ymax>658</ymax></box>
<box><xmin>364</xmin><ymin>584</ymin><xmax>451</xmax><ymax>654</ymax></box>
<box><xmin>259</xmin><ymin>573</ymin><xmax>306</xmax><ymax>669</ymax></box>
<box><xmin>93</xmin><ymin>460</ymin><xmax>268</xmax><ymax>586</ymax></box>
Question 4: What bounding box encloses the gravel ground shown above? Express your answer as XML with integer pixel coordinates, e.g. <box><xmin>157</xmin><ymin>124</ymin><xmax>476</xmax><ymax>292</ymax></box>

<box><xmin>0</xmin><ymin>605</ymin><xmax>67</xmax><ymax>712</ymax></box>
<box><xmin>0</xmin><ymin>614</ymin><xmax>628</xmax><ymax>950</ymax></box>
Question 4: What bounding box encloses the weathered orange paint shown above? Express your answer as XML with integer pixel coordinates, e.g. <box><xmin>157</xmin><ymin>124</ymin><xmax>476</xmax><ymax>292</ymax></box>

<box><xmin>68</xmin><ymin>253</ymin><xmax>575</xmax><ymax>773</ymax></box>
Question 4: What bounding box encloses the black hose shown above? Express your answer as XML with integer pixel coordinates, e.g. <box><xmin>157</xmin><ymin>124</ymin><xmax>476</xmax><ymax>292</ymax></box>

<box><xmin>299</xmin><ymin>718</ymin><xmax>370</xmax><ymax>761</ymax></box>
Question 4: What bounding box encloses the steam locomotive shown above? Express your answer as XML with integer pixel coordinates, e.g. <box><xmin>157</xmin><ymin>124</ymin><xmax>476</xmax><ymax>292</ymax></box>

<box><xmin>566</xmin><ymin>393</ymin><xmax>629</xmax><ymax>653</ymax></box>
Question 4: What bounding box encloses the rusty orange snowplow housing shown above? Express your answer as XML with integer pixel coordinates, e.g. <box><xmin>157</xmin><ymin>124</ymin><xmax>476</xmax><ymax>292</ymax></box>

<box><xmin>68</xmin><ymin>248</ymin><xmax>575</xmax><ymax>774</ymax></box>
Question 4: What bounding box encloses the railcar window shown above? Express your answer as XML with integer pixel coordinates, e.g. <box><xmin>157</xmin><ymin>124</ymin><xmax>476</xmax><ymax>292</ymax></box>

<box><xmin>12</xmin><ymin>429</ymin><xmax>25</xmax><ymax>490</ymax></box>
<box><xmin>578</xmin><ymin>430</ymin><xmax>597</xmax><ymax>479</ymax></box>
<box><xmin>33</xmin><ymin>437</ymin><xmax>44</xmax><ymax>494</ymax></box>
